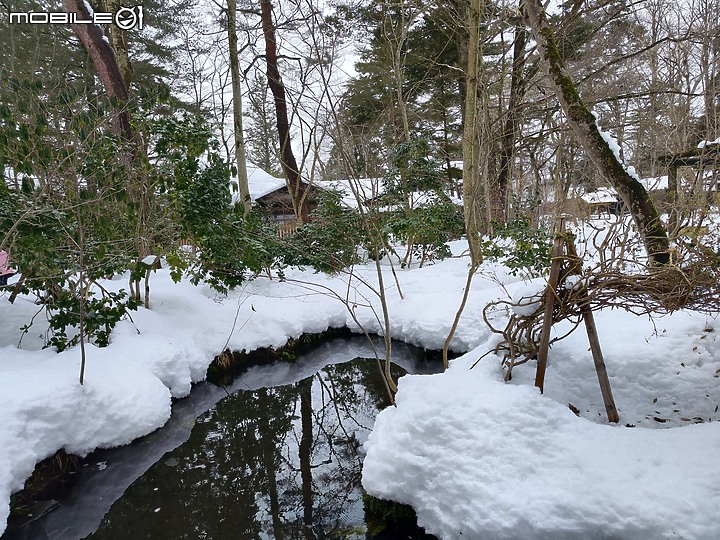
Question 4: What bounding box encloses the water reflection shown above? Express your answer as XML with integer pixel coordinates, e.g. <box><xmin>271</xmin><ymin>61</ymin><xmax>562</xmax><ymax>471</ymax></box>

<box><xmin>89</xmin><ymin>357</ymin><xmax>409</xmax><ymax>539</ymax></box>
<box><xmin>4</xmin><ymin>337</ymin><xmax>439</xmax><ymax>540</ymax></box>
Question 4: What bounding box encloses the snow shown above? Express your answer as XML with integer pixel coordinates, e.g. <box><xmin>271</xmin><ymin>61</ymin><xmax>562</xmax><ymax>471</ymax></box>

<box><xmin>246</xmin><ymin>164</ymin><xmax>287</xmax><ymax>201</ymax></box>
<box><xmin>315</xmin><ymin>178</ymin><xmax>384</xmax><ymax>209</ymax></box>
<box><xmin>594</xmin><ymin>113</ymin><xmax>641</xmax><ymax>181</ymax></box>
<box><xmin>511</xmin><ymin>282</ymin><xmax>544</xmax><ymax>316</ymax></box>
<box><xmin>0</xmin><ymin>248</ymin><xmax>502</xmax><ymax>534</ymax></box>
<box><xmin>82</xmin><ymin>0</ymin><xmax>94</xmax><ymax>16</ymax></box>
<box><xmin>697</xmin><ymin>137</ymin><xmax>720</xmax><ymax>149</ymax></box>
<box><xmin>580</xmin><ymin>186</ymin><xmax>617</xmax><ymax>205</ymax></box>
<box><xmin>363</xmin><ymin>344</ymin><xmax>720</xmax><ymax>539</ymax></box>
<box><xmin>640</xmin><ymin>175</ymin><xmax>669</xmax><ymax>191</ymax></box>
<box><xmin>1</xmin><ymin>231</ymin><xmax>720</xmax><ymax>538</ymax></box>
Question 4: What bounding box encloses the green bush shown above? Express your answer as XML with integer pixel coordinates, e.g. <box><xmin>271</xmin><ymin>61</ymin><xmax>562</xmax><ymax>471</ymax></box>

<box><xmin>282</xmin><ymin>190</ymin><xmax>366</xmax><ymax>273</ymax></box>
<box><xmin>481</xmin><ymin>217</ymin><xmax>552</xmax><ymax>277</ymax></box>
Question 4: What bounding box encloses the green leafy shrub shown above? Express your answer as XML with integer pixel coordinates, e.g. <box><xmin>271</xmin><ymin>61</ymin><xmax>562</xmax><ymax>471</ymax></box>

<box><xmin>481</xmin><ymin>217</ymin><xmax>552</xmax><ymax>277</ymax></box>
<box><xmin>282</xmin><ymin>190</ymin><xmax>367</xmax><ymax>273</ymax></box>
<box><xmin>381</xmin><ymin>139</ymin><xmax>464</xmax><ymax>267</ymax></box>
<box><xmin>46</xmin><ymin>287</ymin><xmax>140</xmax><ymax>351</ymax></box>
<box><xmin>385</xmin><ymin>200</ymin><xmax>464</xmax><ymax>266</ymax></box>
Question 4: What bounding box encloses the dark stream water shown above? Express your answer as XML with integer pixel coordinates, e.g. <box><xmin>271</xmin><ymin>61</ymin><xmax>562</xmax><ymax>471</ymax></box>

<box><xmin>5</xmin><ymin>337</ymin><xmax>441</xmax><ymax>540</ymax></box>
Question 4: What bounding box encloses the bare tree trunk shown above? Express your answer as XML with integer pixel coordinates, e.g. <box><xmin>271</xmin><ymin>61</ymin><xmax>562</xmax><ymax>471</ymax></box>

<box><xmin>62</xmin><ymin>0</ymin><xmax>132</xmax><ymax>140</ymax></box>
<box><xmin>105</xmin><ymin>0</ymin><xmax>133</xmax><ymax>90</ymax></box>
<box><xmin>227</xmin><ymin>0</ymin><xmax>251</xmax><ymax>217</ymax></box>
<box><xmin>260</xmin><ymin>0</ymin><xmax>310</xmax><ymax>222</ymax></box>
<box><xmin>64</xmin><ymin>0</ymin><xmax>153</xmax><ymax>276</ymax></box>
<box><xmin>443</xmin><ymin>0</ymin><xmax>485</xmax><ymax>370</ymax></box>
<box><xmin>524</xmin><ymin>0</ymin><xmax>669</xmax><ymax>265</ymax></box>
<box><xmin>462</xmin><ymin>0</ymin><xmax>486</xmax><ymax>266</ymax></box>
<box><xmin>496</xmin><ymin>23</ymin><xmax>528</xmax><ymax>223</ymax></box>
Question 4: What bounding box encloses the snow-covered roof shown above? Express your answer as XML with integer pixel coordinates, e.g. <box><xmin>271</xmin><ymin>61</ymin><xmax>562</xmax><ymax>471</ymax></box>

<box><xmin>247</xmin><ymin>166</ymin><xmax>287</xmax><ymax>201</ymax></box>
<box><xmin>314</xmin><ymin>178</ymin><xmax>384</xmax><ymax>208</ymax></box>
<box><xmin>698</xmin><ymin>137</ymin><xmax>720</xmax><ymax>149</ymax></box>
<box><xmin>407</xmin><ymin>190</ymin><xmax>463</xmax><ymax>207</ymax></box>
<box><xmin>572</xmin><ymin>176</ymin><xmax>667</xmax><ymax>206</ymax></box>
<box><xmin>580</xmin><ymin>187</ymin><xmax>618</xmax><ymax>205</ymax></box>
<box><xmin>315</xmin><ymin>178</ymin><xmax>463</xmax><ymax>210</ymax></box>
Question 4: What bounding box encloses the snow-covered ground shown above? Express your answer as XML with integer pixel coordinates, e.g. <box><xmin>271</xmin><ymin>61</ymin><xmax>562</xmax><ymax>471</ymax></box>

<box><xmin>1</xmin><ymin>238</ymin><xmax>719</xmax><ymax>538</ymax></box>
<box><xmin>363</xmin><ymin>309</ymin><xmax>720</xmax><ymax>539</ymax></box>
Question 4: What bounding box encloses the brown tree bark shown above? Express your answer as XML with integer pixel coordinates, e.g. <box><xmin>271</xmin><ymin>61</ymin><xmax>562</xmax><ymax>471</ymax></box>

<box><xmin>63</xmin><ymin>0</ymin><xmax>150</xmax><ymax>260</ymax></box>
<box><xmin>105</xmin><ymin>0</ymin><xmax>133</xmax><ymax>91</ymax></box>
<box><xmin>524</xmin><ymin>0</ymin><xmax>670</xmax><ymax>265</ymax></box>
<box><xmin>462</xmin><ymin>0</ymin><xmax>487</xmax><ymax>266</ymax></box>
<box><xmin>62</xmin><ymin>0</ymin><xmax>133</xmax><ymax>140</ymax></box>
<box><xmin>495</xmin><ymin>23</ymin><xmax>528</xmax><ymax>223</ymax></box>
<box><xmin>260</xmin><ymin>0</ymin><xmax>310</xmax><ymax>222</ymax></box>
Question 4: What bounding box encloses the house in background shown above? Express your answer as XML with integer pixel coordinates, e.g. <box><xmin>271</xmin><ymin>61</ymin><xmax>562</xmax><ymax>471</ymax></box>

<box><xmin>244</xmin><ymin>166</ymin><xmax>307</xmax><ymax>224</ymax></box>
<box><xmin>561</xmin><ymin>176</ymin><xmax>671</xmax><ymax>221</ymax></box>
<box><xmin>242</xmin><ymin>166</ymin><xmax>463</xmax><ymax>229</ymax></box>
<box><xmin>314</xmin><ymin>177</ymin><xmax>385</xmax><ymax>209</ymax></box>
<box><xmin>579</xmin><ymin>187</ymin><xmax>624</xmax><ymax>218</ymax></box>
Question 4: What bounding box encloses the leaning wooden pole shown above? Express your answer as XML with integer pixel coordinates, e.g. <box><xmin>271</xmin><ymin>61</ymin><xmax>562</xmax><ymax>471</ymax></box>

<box><xmin>535</xmin><ymin>219</ymin><xmax>566</xmax><ymax>393</ymax></box>
<box><xmin>580</xmin><ymin>302</ymin><xmax>620</xmax><ymax>423</ymax></box>
<box><xmin>565</xmin><ymin>237</ymin><xmax>620</xmax><ymax>423</ymax></box>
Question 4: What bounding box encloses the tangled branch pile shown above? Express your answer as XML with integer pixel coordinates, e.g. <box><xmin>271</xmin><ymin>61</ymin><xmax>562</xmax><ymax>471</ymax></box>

<box><xmin>484</xmin><ymin>218</ymin><xmax>720</xmax><ymax>376</ymax></box>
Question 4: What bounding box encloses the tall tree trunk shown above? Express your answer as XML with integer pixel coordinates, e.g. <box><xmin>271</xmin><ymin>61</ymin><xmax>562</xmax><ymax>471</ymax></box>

<box><xmin>496</xmin><ymin>23</ymin><xmax>528</xmax><ymax>223</ymax></box>
<box><xmin>105</xmin><ymin>0</ymin><xmax>133</xmax><ymax>90</ymax></box>
<box><xmin>64</xmin><ymin>0</ymin><xmax>151</xmax><ymax>260</ymax></box>
<box><xmin>62</xmin><ymin>0</ymin><xmax>132</xmax><ymax>140</ymax></box>
<box><xmin>227</xmin><ymin>0</ymin><xmax>251</xmax><ymax>217</ymax></box>
<box><xmin>260</xmin><ymin>0</ymin><xmax>310</xmax><ymax>222</ymax></box>
<box><xmin>524</xmin><ymin>0</ymin><xmax>670</xmax><ymax>265</ymax></box>
<box><xmin>462</xmin><ymin>0</ymin><xmax>486</xmax><ymax>266</ymax></box>
<box><xmin>443</xmin><ymin>0</ymin><xmax>486</xmax><ymax>370</ymax></box>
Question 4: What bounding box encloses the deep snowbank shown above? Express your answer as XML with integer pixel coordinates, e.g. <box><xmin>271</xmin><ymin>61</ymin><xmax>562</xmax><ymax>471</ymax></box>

<box><xmin>2</xmin><ymin>240</ymin><xmax>720</xmax><ymax>539</ymax></box>
<box><xmin>362</xmin><ymin>302</ymin><xmax>720</xmax><ymax>539</ymax></box>
<box><xmin>0</xmin><ymin>247</ymin><xmax>500</xmax><ymax>535</ymax></box>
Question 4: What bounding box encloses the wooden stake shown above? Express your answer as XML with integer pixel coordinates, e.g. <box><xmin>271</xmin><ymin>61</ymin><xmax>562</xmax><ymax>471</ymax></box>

<box><xmin>565</xmin><ymin>237</ymin><xmax>620</xmax><ymax>423</ymax></box>
<box><xmin>579</xmin><ymin>299</ymin><xmax>620</xmax><ymax>423</ymax></box>
<box><xmin>535</xmin><ymin>219</ymin><xmax>566</xmax><ymax>393</ymax></box>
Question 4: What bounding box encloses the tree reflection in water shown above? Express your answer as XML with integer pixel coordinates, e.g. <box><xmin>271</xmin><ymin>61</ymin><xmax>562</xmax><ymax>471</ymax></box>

<box><xmin>88</xmin><ymin>356</ymin><xmax>413</xmax><ymax>539</ymax></box>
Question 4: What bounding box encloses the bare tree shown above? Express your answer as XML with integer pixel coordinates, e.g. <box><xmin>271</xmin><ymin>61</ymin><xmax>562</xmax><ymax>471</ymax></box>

<box><xmin>524</xmin><ymin>0</ymin><xmax>670</xmax><ymax>265</ymax></box>
<box><xmin>227</xmin><ymin>0</ymin><xmax>252</xmax><ymax>216</ymax></box>
<box><xmin>260</xmin><ymin>0</ymin><xmax>311</xmax><ymax>221</ymax></box>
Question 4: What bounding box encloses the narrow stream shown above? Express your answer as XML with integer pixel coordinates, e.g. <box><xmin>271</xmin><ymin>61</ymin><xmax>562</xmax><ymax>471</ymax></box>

<box><xmin>5</xmin><ymin>337</ymin><xmax>441</xmax><ymax>539</ymax></box>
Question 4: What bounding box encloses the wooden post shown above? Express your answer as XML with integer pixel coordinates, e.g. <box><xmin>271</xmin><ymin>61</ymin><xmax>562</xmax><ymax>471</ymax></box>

<box><xmin>668</xmin><ymin>164</ymin><xmax>678</xmax><ymax>238</ymax></box>
<box><xmin>565</xmin><ymin>237</ymin><xmax>620</xmax><ymax>423</ymax></box>
<box><xmin>535</xmin><ymin>218</ymin><xmax>566</xmax><ymax>393</ymax></box>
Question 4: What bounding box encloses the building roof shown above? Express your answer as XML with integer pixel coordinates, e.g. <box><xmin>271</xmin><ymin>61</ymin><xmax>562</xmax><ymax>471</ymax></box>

<box><xmin>639</xmin><ymin>175</ymin><xmax>669</xmax><ymax>191</ymax></box>
<box><xmin>314</xmin><ymin>178</ymin><xmax>384</xmax><ymax>208</ymax></box>
<box><xmin>580</xmin><ymin>187</ymin><xmax>618</xmax><ymax>205</ymax></box>
<box><xmin>247</xmin><ymin>166</ymin><xmax>287</xmax><ymax>201</ymax></box>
